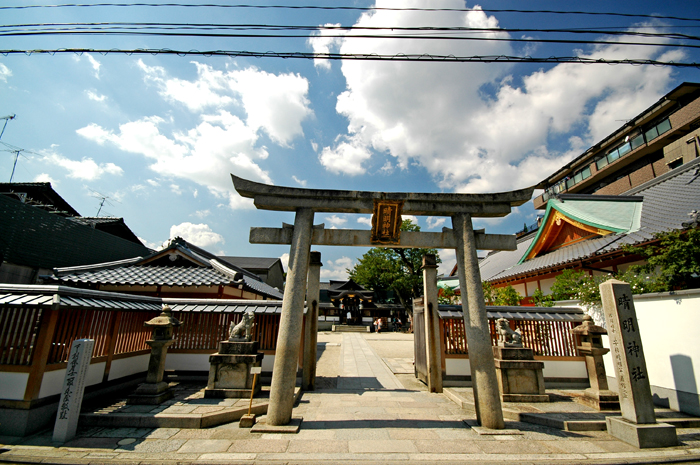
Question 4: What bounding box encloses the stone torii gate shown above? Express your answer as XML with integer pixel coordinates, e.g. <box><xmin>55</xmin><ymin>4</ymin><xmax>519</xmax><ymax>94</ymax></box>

<box><xmin>231</xmin><ymin>174</ymin><xmax>534</xmax><ymax>430</ymax></box>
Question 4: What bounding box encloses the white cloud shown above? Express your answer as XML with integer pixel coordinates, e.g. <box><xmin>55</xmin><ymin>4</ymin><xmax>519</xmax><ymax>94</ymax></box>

<box><xmin>402</xmin><ymin>215</ymin><xmax>418</xmax><ymax>226</ymax></box>
<box><xmin>41</xmin><ymin>151</ymin><xmax>123</xmax><ymax>180</ymax></box>
<box><xmin>79</xmin><ymin>61</ymin><xmax>313</xmax><ymax>209</ymax></box>
<box><xmin>77</xmin><ymin>114</ymin><xmax>261</xmax><ymax>209</ymax></box>
<box><xmin>321</xmin><ymin>3</ymin><xmax>680</xmax><ymax>193</ymax></box>
<box><xmin>320</xmin><ymin>256</ymin><xmax>353</xmax><ymax>281</ymax></box>
<box><xmin>357</xmin><ymin>216</ymin><xmax>372</xmax><ymax>227</ymax></box>
<box><xmin>170</xmin><ymin>184</ymin><xmax>182</xmax><ymax>195</ymax></box>
<box><xmin>279</xmin><ymin>253</ymin><xmax>289</xmax><ymax>272</ymax></box>
<box><xmin>426</xmin><ymin>217</ymin><xmax>446</xmax><ymax>230</ymax></box>
<box><xmin>86</xmin><ymin>54</ymin><xmax>101</xmax><ymax>79</ymax></box>
<box><xmin>146</xmin><ymin>179</ymin><xmax>160</xmax><ymax>187</ymax></box>
<box><xmin>138</xmin><ymin>60</ymin><xmax>311</xmax><ymax>146</ymax></box>
<box><xmin>138</xmin><ymin>237</ymin><xmax>162</xmax><ymax>250</ymax></box>
<box><xmin>193</xmin><ymin>209</ymin><xmax>211</xmax><ymax>218</ymax></box>
<box><xmin>319</xmin><ymin>135</ymin><xmax>372</xmax><ymax>175</ymax></box>
<box><xmin>139</xmin><ymin>61</ymin><xmax>232</xmax><ymax>112</ymax></box>
<box><xmin>169</xmin><ymin>222</ymin><xmax>224</xmax><ymax>248</ymax></box>
<box><xmin>308</xmin><ymin>23</ymin><xmax>344</xmax><ymax>70</ymax></box>
<box><xmin>0</xmin><ymin>63</ymin><xmax>13</xmax><ymax>82</ymax></box>
<box><xmin>86</xmin><ymin>90</ymin><xmax>106</xmax><ymax>102</ymax></box>
<box><xmin>325</xmin><ymin>214</ymin><xmax>347</xmax><ymax>227</ymax></box>
<box><xmin>438</xmin><ymin>249</ymin><xmax>456</xmax><ymax>277</ymax></box>
<box><xmin>34</xmin><ymin>173</ymin><xmax>57</xmax><ymax>184</ymax></box>
<box><xmin>292</xmin><ymin>176</ymin><xmax>307</xmax><ymax>187</ymax></box>
<box><xmin>193</xmin><ymin>189</ymin><xmax>198</xmax><ymax>198</ymax></box>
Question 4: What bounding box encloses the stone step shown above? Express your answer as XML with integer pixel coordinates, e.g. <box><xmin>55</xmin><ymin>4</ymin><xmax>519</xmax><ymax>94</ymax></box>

<box><xmin>331</xmin><ymin>324</ymin><xmax>370</xmax><ymax>333</ymax></box>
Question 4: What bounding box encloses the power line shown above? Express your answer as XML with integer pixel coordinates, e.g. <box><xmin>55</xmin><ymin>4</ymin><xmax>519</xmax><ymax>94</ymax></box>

<box><xmin>3</xmin><ymin>23</ymin><xmax>698</xmax><ymax>50</ymax></box>
<box><xmin>3</xmin><ymin>30</ymin><xmax>698</xmax><ymax>50</ymax></box>
<box><xmin>1</xmin><ymin>3</ymin><xmax>699</xmax><ymax>23</ymax></box>
<box><xmin>3</xmin><ymin>22</ymin><xmax>698</xmax><ymax>41</ymax></box>
<box><xmin>2</xmin><ymin>47</ymin><xmax>697</xmax><ymax>68</ymax></box>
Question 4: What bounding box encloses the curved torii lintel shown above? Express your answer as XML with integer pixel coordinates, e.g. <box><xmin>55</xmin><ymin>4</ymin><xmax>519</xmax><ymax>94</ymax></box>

<box><xmin>231</xmin><ymin>173</ymin><xmax>535</xmax><ymax>217</ymax></box>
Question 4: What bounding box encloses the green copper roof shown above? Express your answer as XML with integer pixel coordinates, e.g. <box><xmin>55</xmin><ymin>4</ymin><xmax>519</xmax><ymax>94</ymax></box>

<box><xmin>518</xmin><ymin>195</ymin><xmax>643</xmax><ymax>264</ymax></box>
<box><xmin>551</xmin><ymin>197</ymin><xmax>642</xmax><ymax>233</ymax></box>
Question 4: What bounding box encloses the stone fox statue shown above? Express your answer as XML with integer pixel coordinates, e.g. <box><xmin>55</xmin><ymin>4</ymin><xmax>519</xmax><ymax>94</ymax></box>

<box><xmin>229</xmin><ymin>310</ymin><xmax>255</xmax><ymax>342</ymax></box>
<box><xmin>495</xmin><ymin>317</ymin><xmax>523</xmax><ymax>347</ymax></box>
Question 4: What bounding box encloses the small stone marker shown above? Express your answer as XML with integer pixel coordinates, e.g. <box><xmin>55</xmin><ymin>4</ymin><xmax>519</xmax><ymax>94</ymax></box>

<box><xmin>599</xmin><ymin>279</ymin><xmax>677</xmax><ymax>448</ymax></box>
<box><xmin>53</xmin><ymin>338</ymin><xmax>95</xmax><ymax>443</ymax></box>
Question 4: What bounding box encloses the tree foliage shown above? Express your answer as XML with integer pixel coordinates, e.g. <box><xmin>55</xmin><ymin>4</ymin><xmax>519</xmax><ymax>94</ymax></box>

<box><xmin>482</xmin><ymin>282</ymin><xmax>522</xmax><ymax>306</ymax></box>
<box><xmin>348</xmin><ymin>220</ymin><xmax>440</xmax><ymax>310</ymax></box>
<box><xmin>543</xmin><ymin>228</ymin><xmax>700</xmax><ymax>306</ymax></box>
<box><xmin>623</xmin><ymin>228</ymin><xmax>700</xmax><ymax>290</ymax></box>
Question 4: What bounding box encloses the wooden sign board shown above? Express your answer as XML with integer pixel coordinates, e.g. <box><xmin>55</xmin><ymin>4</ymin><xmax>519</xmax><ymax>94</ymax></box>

<box><xmin>250</xmin><ymin>366</ymin><xmax>262</xmax><ymax>374</ymax></box>
<box><xmin>371</xmin><ymin>199</ymin><xmax>404</xmax><ymax>245</ymax></box>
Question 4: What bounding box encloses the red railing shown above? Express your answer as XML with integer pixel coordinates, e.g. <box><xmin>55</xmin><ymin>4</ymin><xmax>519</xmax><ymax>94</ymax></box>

<box><xmin>0</xmin><ymin>306</ymin><xmax>282</xmax><ymax>367</ymax></box>
<box><xmin>0</xmin><ymin>307</ymin><xmax>43</xmax><ymax>365</ymax></box>
<box><xmin>443</xmin><ymin>317</ymin><xmax>581</xmax><ymax>357</ymax></box>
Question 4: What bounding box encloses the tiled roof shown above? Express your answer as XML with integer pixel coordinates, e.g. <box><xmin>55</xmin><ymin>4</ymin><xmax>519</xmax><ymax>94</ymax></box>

<box><xmin>0</xmin><ymin>284</ymin><xmax>162</xmax><ymax>311</ymax></box>
<box><xmin>50</xmin><ymin>237</ymin><xmax>285</xmax><ymax>300</ymax></box>
<box><xmin>55</xmin><ymin>265</ymin><xmax>283</xmax><ymax>299</ymax></box>
<box><xmin>219</xmin><ymin>256</ymin><xmax>281</xmax><ymax>271</ymax></box>
<box><xmin>0</xmin><ymin>284</ymin><xmax>286</xmax><ymax>313</ymax></box>
<box><xmin>483</xmin><ymin>157</ymin><xmax>700</xmax><ymax>282</ymax></box>
<box><xmin>0</xmin><ymin>194</ymin><xmax>150</xmax><ymax>269</ymax></box>
<box><xmin>438</xmin><ymin>305</ymin><xmax>584</xmax><ymax>322</ymax></box>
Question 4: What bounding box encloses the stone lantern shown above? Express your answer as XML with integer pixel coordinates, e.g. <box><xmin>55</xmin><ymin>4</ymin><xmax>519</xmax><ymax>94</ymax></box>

<box><xmin>128</xmin><ymin>304</ymin><xmax>182</xmax><ymax>405</ymax></box>
<box><xmin>571</xmin><ymin>314</ymin><xmax>619</xmax><ymax>410</ymax></box>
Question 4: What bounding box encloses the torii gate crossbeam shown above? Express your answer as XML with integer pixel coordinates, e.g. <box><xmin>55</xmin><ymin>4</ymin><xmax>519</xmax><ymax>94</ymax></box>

<box><xmin>231</xmin><ymin>174</ymin><xmax>535</xmax><ymax>430</ymax></box>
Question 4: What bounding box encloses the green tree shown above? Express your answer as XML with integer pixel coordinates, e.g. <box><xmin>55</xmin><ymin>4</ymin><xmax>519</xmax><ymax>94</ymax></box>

<box><xmin>532</xmin><ymin>288</ymin><xmax>554</xmax><ymax>307</ymax></box>
<box><xmin>493</xmin><ymin>285</ymin><xmax>522</xmax><ymax>306</ymax></box>
<box><xmin>481</xmin><ymin>282</ymin><xmax>522</xmax><ymax>306</ymax></box>
<box><xmin>348</xmin><ymin>220</ymin><xmax>440</xmax><ymax>311</ymax></box>
<box><xmin>623</xmin><ymin>228</ymin><xmax>700</xmax><ymax>290</ymax></box>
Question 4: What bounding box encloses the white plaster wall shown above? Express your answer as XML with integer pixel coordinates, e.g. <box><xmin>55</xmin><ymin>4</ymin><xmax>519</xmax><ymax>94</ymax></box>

<box><xmin>108</xmin><ymin>354</ymin><xmax>149</xmax><ymax>381</ymax></box>
<box><xmin>262</xmin><ymin>354</ymin><xmax>275</xmax><ymax>373</ymax></box>
<box><xmin>539</xmin><ymin>278</ymin><xmax>556</xmax><ymax>295</ymax></box>
<box><xmin>446</xmin><ymin>358</ymin><xmax>471</xmax><ymax>377</ymax></box>
<box><xmin>165</xmin><ymin>354</ymin><xmax>210</xmax><ymax>372</ymax></box>
<box><xmin>38</xmin><ymin>362</ymin><xmax>105</xmax><ymax>398</ymax></box>
<box><xmin>0</xmin><ymin>372</ymin><xmax>29</xmax><ymax>400</ymax></box>
<box><xmin>541</xmin><ymin>360</ymin><xmax>587</xmax><ymax>379</ymax></box>
<box><xmin>446</xmin><ymin>357</ymin><xmax>586</xmax><ymax>380</ymax></box>
<box><xmin>602</xmin><ymin>291</ymin><xmax>700</xmax><ymax>397</ymax></box>
<box><xmin>511</xmin><ymin>283</ymin><xmax>526</xmax><ymax>298</ymax></box>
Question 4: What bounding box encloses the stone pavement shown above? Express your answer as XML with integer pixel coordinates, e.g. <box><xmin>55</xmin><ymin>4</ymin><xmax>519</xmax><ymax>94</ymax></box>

<box><xmin>1</xmin><ymin>331</ymin><xmax>700</xmax><ymax>464</ymax></box>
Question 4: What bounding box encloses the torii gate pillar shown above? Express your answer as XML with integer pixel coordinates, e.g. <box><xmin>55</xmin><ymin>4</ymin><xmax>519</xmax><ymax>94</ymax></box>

<box><xmin>231</xmin><ymin>173</ymin><xmax>534</xmax><ymax>429</ymax></box>
<box><xmin>453</xmin><ymin>213</ymin><xmax>505</xmax><ymax>429</ymax></box>
<box><xmin>266</xmin><ymin>208</ymin><xmax>314</xmax><ymax>426</ymax></box>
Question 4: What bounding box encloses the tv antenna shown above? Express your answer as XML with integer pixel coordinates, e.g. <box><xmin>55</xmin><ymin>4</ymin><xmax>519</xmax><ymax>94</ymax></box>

<box><xmin>0</xmin><ymin>114</ymin><xmax>15</xmax><ymax>140</ymax></box>
<box><xmin>1</xmin><ymin>141</ymin><xmax>31</xmax><ymax>183</ymax></box>
<box><xmin>89</xmin><ymin>189</ymin><xmax>118</xmax><ymax>217</ymax></box>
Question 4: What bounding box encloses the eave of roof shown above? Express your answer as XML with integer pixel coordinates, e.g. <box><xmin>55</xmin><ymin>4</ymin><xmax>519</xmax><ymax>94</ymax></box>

<box><xmin>483</xmin><ymin>157</ymin><xmax>700</xmax><ymax>283</ymax></box>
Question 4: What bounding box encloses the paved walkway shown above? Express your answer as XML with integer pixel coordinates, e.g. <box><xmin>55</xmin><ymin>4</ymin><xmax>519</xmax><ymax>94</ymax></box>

<box><xmin>1</xmin><ymin>332</ymin><xmax>700</xmax><ymax>464</ymax></box>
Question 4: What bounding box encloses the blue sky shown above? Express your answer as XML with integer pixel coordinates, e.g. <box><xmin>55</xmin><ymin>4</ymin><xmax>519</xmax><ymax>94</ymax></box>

<box><xmin>1</xmin><ymin>1</ymin><xmax>699</xmax><ymax>280</ymax></box>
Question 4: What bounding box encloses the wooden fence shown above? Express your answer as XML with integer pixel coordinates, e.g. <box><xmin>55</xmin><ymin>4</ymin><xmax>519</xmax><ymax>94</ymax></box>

<box><xmin>0</xmin><ymin>305</ymin><xmax>282</xmax><ymax>370</ymax></box>
<box><xmin>441</xmin><ymin>315</ymin><xmax>581</xmax><ymax>357</ymax></box>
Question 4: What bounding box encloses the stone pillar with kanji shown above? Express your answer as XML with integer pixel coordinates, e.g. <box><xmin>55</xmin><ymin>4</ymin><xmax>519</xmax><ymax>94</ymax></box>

<box><xmin>599</xmin><ymin>279</ymin><xmax>677</xmax><ymax>448</ymax></box>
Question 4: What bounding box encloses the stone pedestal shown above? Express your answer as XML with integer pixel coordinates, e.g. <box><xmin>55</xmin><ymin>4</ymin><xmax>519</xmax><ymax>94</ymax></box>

<box><xmin>606</xmin><ymin>417</ymin><xmax>678</xmax><ymax>449</ymax></box>
<box><xmin>205</xmin><ymin>341</ymin><xmax>264</xmax><ymax>399</ymax></box>
<box><xmin>128</xmin><ymin>380</ymin><xmax>173</xmax><ymax>405</ymax></box>
<box><xmin>493</xmin><ymin>346</ymin><xmax>549</xmax><ymax>402</ymax></box>
<box><xmin>128</xmin><ymin>305</ymin><xmax>181</xmax><ymax>405</ymax></box>
<box><xmin>571</xmin><ymin>315</ymin><xmax>620</xmax><ymax>411</ymax></box>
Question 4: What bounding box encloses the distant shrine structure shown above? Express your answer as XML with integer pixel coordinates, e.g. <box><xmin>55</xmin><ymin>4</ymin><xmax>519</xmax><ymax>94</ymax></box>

<box><xmin>231</xmin><ymin>174</ymin><xmax>535</xmax><ymax>429</ymax></box>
